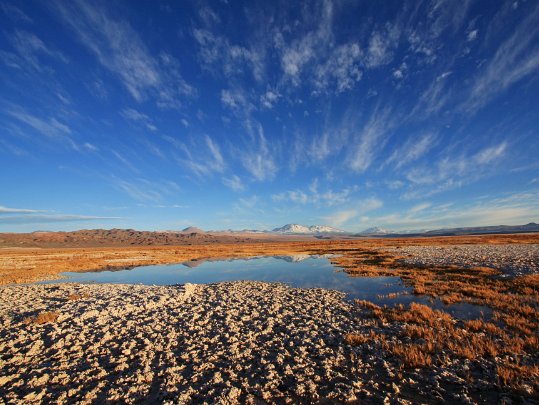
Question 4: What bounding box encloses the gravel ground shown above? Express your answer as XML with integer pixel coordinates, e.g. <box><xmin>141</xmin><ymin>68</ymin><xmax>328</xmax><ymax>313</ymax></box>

<box><xmin>386</xmin><ymin>244</ymin><xmax>539</xmax><ymax>277</ymax></box>
<box><xmin>0</xmin><ymin>282</ymin><xmax>532</xmax><ymax>404</ymax></box>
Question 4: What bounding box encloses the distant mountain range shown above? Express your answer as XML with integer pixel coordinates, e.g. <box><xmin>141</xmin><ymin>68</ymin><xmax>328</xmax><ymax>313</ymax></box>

<box><xmin>357</xmin><ymin>226</ymin><xmax>392</xmax><ymax>236</ymax></box>
<box><xmin>186</xmin><ymin>222</ymin><xmax>539</xmax><ymax>236</ymax></box>
<box><xmin>272</xmin><ymin>224</ymin><xmax>345</xmax><ymax>234</ymax></box>
<box><xmin>1</xmin><ymin>222</ymin><xmax>536</xmax><ymax>248</ymax></box>
<box><xmin>356</xmin><ymin>222</ymin><xmax>539</xmax><ymax>237</ymax></box>
<box><xmin>420</xmin><ymin>222</ymin><xmax>539</xmax><ymax>236</ymax></box>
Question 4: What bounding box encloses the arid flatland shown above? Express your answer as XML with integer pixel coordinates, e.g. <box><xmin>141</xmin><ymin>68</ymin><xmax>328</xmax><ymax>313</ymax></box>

<box><xmin>0</xmin><ymin>234</ymin><xmax>538</xmax><ymax>403</ymax></box>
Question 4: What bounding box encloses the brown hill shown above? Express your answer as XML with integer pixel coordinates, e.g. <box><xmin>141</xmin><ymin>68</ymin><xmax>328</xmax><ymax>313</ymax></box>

<box><xmin>0</xmin><ymin>229</ymin><xmax>262</xmax><ymax>248</ymax></box>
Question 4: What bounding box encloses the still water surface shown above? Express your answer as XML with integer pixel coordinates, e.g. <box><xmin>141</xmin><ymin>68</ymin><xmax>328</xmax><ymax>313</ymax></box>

<box><xmin>48</xmin><ymin>255</ymin><xmax>490</xmax><ymax>319</ymax></box>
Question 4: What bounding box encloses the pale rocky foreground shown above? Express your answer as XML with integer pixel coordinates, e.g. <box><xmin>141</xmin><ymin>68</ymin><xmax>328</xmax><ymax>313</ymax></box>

<box><xmin>0</xmin><ymin>282</ymin><xmax>523</xmax><ymax>404</ymax></box>
<box><xmin>386</xmin><ymin>244</ymin><xmax>539</xmax><ymax>277</ymax></box>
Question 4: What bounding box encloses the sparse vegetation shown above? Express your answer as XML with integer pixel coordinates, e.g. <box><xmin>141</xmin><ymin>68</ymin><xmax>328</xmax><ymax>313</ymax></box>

<box><xmin>1</xmin><ymin>233</ymin><xmax>538</xmax><ymax>400</ymax></box>
<box><xmin>24</xmin><ymin>311</ymin><xmax>60</xmax><ymax>325</ymax></box>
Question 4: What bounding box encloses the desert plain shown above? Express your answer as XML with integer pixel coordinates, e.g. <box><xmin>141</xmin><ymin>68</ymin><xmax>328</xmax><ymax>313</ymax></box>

<box><xmin>0</xmin><ymin>232</ymin><xmax>538</xmax><ymax>403</ymax></box>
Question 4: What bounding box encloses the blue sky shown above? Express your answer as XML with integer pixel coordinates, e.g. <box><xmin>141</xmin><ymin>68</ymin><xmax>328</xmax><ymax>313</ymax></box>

<box><xmin>1</xmin><ymin>0</ymin><xmax>539</xmax><ymax>232</ymax></box>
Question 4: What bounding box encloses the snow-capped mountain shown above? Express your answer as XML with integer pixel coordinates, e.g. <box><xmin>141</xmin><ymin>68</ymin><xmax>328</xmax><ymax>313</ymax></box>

<box><xmin>358</xmin><ymin>226</ymin><xmax>392</xmax><ymax>235</ymax></box>
<box><xmin>272</xmin><ymin>224</ymin><xmax>345</xmax><ymax>234</ymax></box>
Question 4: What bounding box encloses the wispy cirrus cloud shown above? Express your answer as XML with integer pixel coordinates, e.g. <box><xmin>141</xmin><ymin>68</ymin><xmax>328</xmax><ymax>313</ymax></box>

<box><xmin>347</xmin><ymin>107</ymin><xmax>395</xmax><ymax>172</ymax></box>
<box><xmin>53</xmin><ymin>1</ymin><xmax>193</xmax><ymax>106</ymax></box>
<box><xmin>193</xmin><ymin>27</ymin><xmax>265</xmax><ymax>83</ymax></box>
<box><xmin>113</xmin><ymin>177</ymin><xmax>180</xmax><ymax>203</ymax></box>
<box><xmin>167</xmin><ymin>134</ymin><xmax>226</xmax><ymax>178</ymax></box>
<box><xmin>240</xmin><ymin>121</ymin><xmax>277</xmax><ymax>181</ymax></box>
<box><xmin>0</xmin><ymin>205</ymin><xmax>46</xmax><ymax>214</ymax></box>
<box><xmin>222</xmin><ymin>175</ymin><xmax>245</xmax><ymax>192</ymax></box>
<box><xmin>475</xmin><ymin>141</ymin><xmax>507</xmax><ymax>164</ymax></box>
<box><xmin>385</xmin><ymin>133</ymin><xmax>437</xmax><ymax>169</ymax></box>
<box><xmin>0</xmin><ymin>214</ymin><xmax>120</xmax><ymax>224</ymax></box>
<box><xmin>5</xmin><ymin>30</ymin><xmax>68</xmax><ymax>71</ymax></box>
<box><xmin>120</xmin><ymin>108</ymin><xmax>157</xmax><ymax>132</ymax></box>
<box><xmin>6</xmin><ymin>107</ymin><xmax>71</xmax><ymax>139</ymax></box>
<box><xmin>364</xmin><ymin>25</ymin><xmax>400</xmax><ymax>68</ymax></box>
<box><xmin>220</xmin><ymin>87</ymin><xmax>254</xmax><ymax>113</ymax></box>
<box><xmin>314</xmin><ymin>43</ymin><xmax>362</xmax><ymax>93</ymax></box>
<box><xmin>464</xmin><ymin>4</ymin><xmax>539</xmax><ymax>112</ymax></box>
<box><xmin>322</xmin><ymin>197</ymin><xmax>383</xmax><ymax>227</ymax></box>
<box><xmin>402</xmin><ymin>140</ymin><xmax>509</xmax><ymax>199</ymax></box>
<box><xmin>0</xmin><ymin>203</ymin><xmax>119</xmax><ymax>226</ymax></box>
<box><xmin>272</xmin><ymin>185</ymin><xmax>355</xmax><ymax>208</ymax></box>
<box><xmin>0</xmin><ymin>3</ymin><xmax>33</xmax><ymax>23</ymax></box>
<box><xmin>366</xmin><ymin>191</ymin><xmax>539</xmax><ymax>231</ymax></box>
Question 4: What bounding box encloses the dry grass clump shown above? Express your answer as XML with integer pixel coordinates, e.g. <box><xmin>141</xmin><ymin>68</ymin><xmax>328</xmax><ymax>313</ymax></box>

<box><xmin>496</xmin><ymin>361</ymin><xmax>539</xmax><ymax>391</ymax></box>
<box><xmin>344</xmin><ymin>332</ymin><xmax>373</xmax><ymax>346</ymax></box>
<box><xmin>67</xmin><ymin>292</ymin><xmax>90</xmax><ymax>301</ymax></box>
<box><xmin>390</xmin><ymin>343</ymin><xmax>433</xmax><ymax>369</ymax></box>
<box><xmin>24</xmin><ymin>311</ymin><xmax>60</xmax><ymax>325</ymax></box>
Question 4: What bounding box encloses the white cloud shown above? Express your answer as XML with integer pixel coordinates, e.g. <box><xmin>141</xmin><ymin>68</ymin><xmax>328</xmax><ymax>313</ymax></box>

<box><xmin>348</xmin><ymin>108</ymin><xmax>393</xmax><ymax>172</ymax></box>
<box><xmin>240</xmin><ymin>122</ymin><xmax>277</xmax><ymax>181</ymax></box>
<box><xmin>54</xmin><ymin>1</ymin><xmax>193</xmax><ymax>106</ymax></box>
<box><xmin>193</xmin><ymin>28</ymin><xmax>264</xmax><ymax>82</ymax></box>
<box><xmin>116</xmin><ymin>179</ymin><xmax>163</xmax><ymax>202</ymax></box>
<box><xmin>6</xmin><ymin>108</ymin><xmax>73</xmax><ymax>142</ymax></box>
<box><xmin>260</xmin><ymin>90</ymin><xmax>280</xmax><ymax>109</ymax></box>
<box><xmin>204</xmin><ymin>135</ymin><xmax>225</xmax><ymax>173</ymax></box>
<box><xmin>465</xmin><ymin>5</ymin><xmax>539</xmax><ymax>111</ymax></box>
<box><xmin>271</xmin><ymin>184</ymin><xmax>353</xmax><ymax>208</ymax></box>
<box><xmin>386</xmin><ymin>133</ymin><xmax>436</xmax><ymax>169</ymax></box>
<box><xmin>7</xmin><ymin>110</ymin><xmax>70</xmax><ymax>137</ymax></box>
<box><xmin>237</xmin><ymin>195</ymin><xmax>259</xmax><ymax>209</ymax></box>
<box><xmin>323</xmin><ymin>209</ymin><xmax>357</xmax><ymax>227</ymax></box>
<box><xmin>322</xmin><ymin>197</ymin><xmax>383</xmax><ymax>227</ymax></box>
<box><xmin>392</xmin><ymin>62</ymin><xmax>407</xmax><ymax>79</ymax></box>
<box><xmin>0</xmin><ymin>205</ymin><xmax>46</xmax><ymax>214</ymax></box>
<box><xmin>474</xmin><ymin>142</ymin><xmax>507</xmax><ymax>165</ymax></box>
<box><xmin>410</xmin><ymin>71</ymin><xmax>453</xmax><ymax>118</ymax></box>
<box><xmin>386</xmin><ymin>180</ymin><xmax>404</xmax><ymax>190</ymax></box>
<box><xmin>281</xmin><ymin>43</ymin><xmax>314</xmax><ymax>80</ymax></box>
<box><xmin>357</xmin><ymin>197</ymin><xmax>383</xmax><ymax>213</ymax></box>
<box><xmin>402</xmin><ymin>139</ymin><xmax>508</xmax><ymax>199</ymax></box>
<box><xmin>113</xmin><ymin>177</ymin><xmax>180</xmax><ymax>203</ymax></box>
<box><xmin>409</xmin><ymin>202</ymin><xmax>431</xmax><ymax>213</ymax></box>
<box><xmin>0</xmin><ymin>214</ymin><xmax>120</xmax><ymax>224</ymax></box>
<box><xmin>367</xmin><ymin>191</ymin><xmax>539</xmax><ymax>231</ymax></box>
<box><xmin>173</xmin><ymin>134</ymin><xmax>226</xmax><ymax>177</ymax></box>
<box><xmin>221</xmin><ymin>88</ymin><xmax>253</xmax><ymax>112</ymax></box>
<box><xmin>467</xmin><ymin>29</ymin><xmax>478</xmax><ymax>41</ymax></box>
<box><xmin>365</xmin><ymin>26</ymin><xmax>400</xmax><ymax>68</ymax></box>
<box><xmin>120</xmin><ymin>108</ymin><xmax>157</xmax><ymax>132</ymax></box>
<box><xmin>222</xmin><ymin>175</ymin><xmax>245</xmax><ymax>192</ymax></box>
<box><xmin>6</xmin><ymin>30</ymin><xmax>68</xmax><ymax>71</ymax></box>
<box><xmin>314</xmin><ymin>43</ymin><xmax>362</xmax><ymax>93</ymax></box>
<box><xmin>83</xmin><ymin>142</ymin><xmax>98</xmax><ymax>152</ymax></box>
<box><xmin>0</xmin><ymin>3</ymin><xmax>33</xmax><ymax>23</ymax></box>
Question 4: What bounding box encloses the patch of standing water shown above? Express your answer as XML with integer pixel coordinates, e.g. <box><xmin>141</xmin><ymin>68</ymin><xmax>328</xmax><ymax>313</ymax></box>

<box><xmin>44</xmin><ymin>255</ymin><xmax>491</xmax><ymax>320</ymax></box>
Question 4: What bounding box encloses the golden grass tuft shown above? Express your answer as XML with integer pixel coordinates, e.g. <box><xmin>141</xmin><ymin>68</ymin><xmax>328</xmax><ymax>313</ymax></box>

<box><xmin>24</xmin><ymin>311</ymin><xmax>60</xmax><ymax>325</ymax></box>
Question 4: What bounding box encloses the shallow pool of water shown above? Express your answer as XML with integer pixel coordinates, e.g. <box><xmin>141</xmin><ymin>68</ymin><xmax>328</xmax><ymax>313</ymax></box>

<box><xmin>45</xmin><ymin>255</ymin><xmax>490</xmax><ymax>319</ymax></box>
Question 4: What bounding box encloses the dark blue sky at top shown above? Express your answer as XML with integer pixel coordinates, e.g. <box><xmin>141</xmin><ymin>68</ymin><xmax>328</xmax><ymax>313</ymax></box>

<box><xmin>0</xmin><ymin>0</ymin><xmax>538</xmax><ymax>232</ymax></box>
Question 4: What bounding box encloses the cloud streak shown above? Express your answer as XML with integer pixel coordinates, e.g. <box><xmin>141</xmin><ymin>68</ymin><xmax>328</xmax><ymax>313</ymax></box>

<box><xmin>53</xmin><ymin>1</ymin><xmax>193</xmax><ymax>106</ymax></box>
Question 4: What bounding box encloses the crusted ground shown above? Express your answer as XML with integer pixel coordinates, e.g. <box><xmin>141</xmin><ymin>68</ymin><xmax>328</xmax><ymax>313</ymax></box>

<box><xmin>0</xmin><ymin>281</ymin><xmax>537</xmax><ymax>404</ymax></box>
